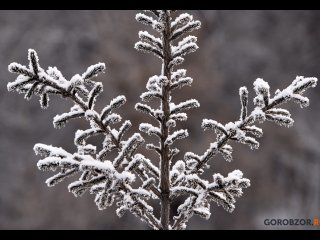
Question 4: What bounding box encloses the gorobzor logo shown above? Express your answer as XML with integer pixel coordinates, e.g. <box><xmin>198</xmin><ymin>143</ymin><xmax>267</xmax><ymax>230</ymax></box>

<box><xmin>264</xmin><ymin>218</ymin><xmax>320</xmax><ymax>227</ymax></box>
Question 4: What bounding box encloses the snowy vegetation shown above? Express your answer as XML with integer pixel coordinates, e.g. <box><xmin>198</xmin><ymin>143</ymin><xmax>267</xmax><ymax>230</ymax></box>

<box><xmin>7</xmin><ymin>10</ymin><xmax>317</xmax><ymax>230</ymax></box>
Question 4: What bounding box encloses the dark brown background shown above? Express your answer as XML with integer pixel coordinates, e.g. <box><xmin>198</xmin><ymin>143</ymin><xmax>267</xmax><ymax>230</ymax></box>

<box><xmin>0</xmin><ymin>10</ymin><xmax>319</xmax><ymax>229</ymax></box>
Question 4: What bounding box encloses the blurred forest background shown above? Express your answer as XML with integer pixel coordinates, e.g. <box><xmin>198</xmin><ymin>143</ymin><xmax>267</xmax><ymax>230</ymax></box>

<box><xmin>0</xmin><ymin>10</ymin><xmax>319</xmax><ymax>230</ymax></box>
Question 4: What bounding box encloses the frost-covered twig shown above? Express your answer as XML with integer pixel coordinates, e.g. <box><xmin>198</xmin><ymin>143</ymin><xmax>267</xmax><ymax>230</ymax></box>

<box><xmin>7</xmin><ymin>10</ymin><xmax>318</xmax><ymax>230</ymax></box>
<box><xmin>8</xmin><ymin>49</ymin><xmax>161</xmax><ymax>229</ymax></box>
<box><xmin>135</xmin><ymin>10</ymin><xmax>201</xmax><ymax>229</ymax></box>
<box><xmin>171</xmin><ymin>169</ymin><xmax>250</xmax><ymax>230</ymax></box>
<box><xmin>185</xmin><ymin>77</ymin><xmax>317</xmax><ymax>175</ymax></box>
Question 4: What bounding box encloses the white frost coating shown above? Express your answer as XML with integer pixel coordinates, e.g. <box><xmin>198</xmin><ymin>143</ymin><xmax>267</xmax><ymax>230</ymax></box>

<box><xmin>70</xmin><ymin>74</ymin><xmax>84</xmax><ymax>88</ymax></box>
<box><xmin>291</xmin><ymin>76</ymin><xmax>318</xmax><ymax>93</ymax></box>
<box><xmin>126</xmin><ymin>154</ymin><xmax>160</xmax><ymax>177</ymax></box>
<box><xmin>224</xmin><ymin>170</ymin><xmax>243</xmax><ymax>182</ymax></box>
<box><xmin>169</xmin><ymin>57</ymin><xmax>184</xmax><ymax>67</ymax></box>
<box><xmin>47</xmin><ymin>66</ymin><xmax>66</xmax><ymax>83</ymax></box>
<box><xmin>266</xmin><ymin>108</ymin><xmax>290</xmax><ymax>117</ymax></box>
<box><xmin>85</xmin><ymin>109</ymin><xmax>96</xmax><ymax>120</ymax></box>
<box><xmin>135</xmin><ymin>41</ymin><xmax>163</xmax><ymax>59</ymax></box>
<box><xmin>136</xmin><ymin>13</ymin><xmax>163</xmax><ymax>32</ymax></box>
<box><xmin>34</xmin><ymin>143</ymin><xmax>71</xmax><ymax>158</ymax></box>
<box><xmin>265</xmin><ymin>113</ymin><xmax>294</xmax><ymax>128</ymax></box>
<box><xmin>103</xmin><ymin>113</ymin><xmax>122</xmax><ymax>126</ymax></box>
<box><xmin>170</xmin><ymin>99</ymin><xmax>200</xmax><ymax>114</ymax></box>
<box><xmin>146</xmin><ymin>75</ymin><xmax>162</xmax><ymax>91</ymax></box>
<box><xmin>109</xmin><ymin>95</ymin><xmax>127</xmax><ymax>108</ymax></box>
<box><xmin>171</xmin><ymin>69</ymin><xmax>187</xmax><ymax>82</ymax></box>
<box><xmin>253</xmin><ymin>78</ymin><xmax>270</xmax><ymax>95</ymax></box>
<box><xmin>8</xmin><ymin>48</ymin><xmax>160</xmax><ymax>228</ymax></box>
<box><xmin>80</xmin><ymin>159</ymin><xmax>115</xmax><ymax>173</ymax></box>
<box><xmin>171</xmin><ymin>20</ymin><xmax>201</xmax><ymax>41</ymax></box>
<box><xmin>135</xmin><ymin>103</ymin><xmax>157</xmax><ymax>117</ymax></box>
<box><xmin>269</xmin><ymin>76</ymin><xmax>317</xmax><ymax>107</ymax></box>
<box><xmin>74</xmin><ymin>127</ymin><xmax>104</xmax><ymax>147</ymax></box>
<box><xmin>219</xmin><ymin>145</ymin><xmax>233</xmax><ymax>162</ymax></box>
<box><xmin>243</xmin><ymin>126</ymin><xmax>263</xmax><ymax>138</ymax></box>
<box><xmin>292</xmin><ymin>94</ymin><xmax>309</xmax><ymax>108</ymax></box>
<box><xmin>165</xmin><ymin>129</ymin><xmax>189</xmax><ymax>146</ymax></box>
<box><xmin>140</xmin><ymin>91</ymin><xmax>162</xmax><ymax>102</ymax></box>
<box><xmin>170</xmin><ymin>113</ymin><xmax>188</xmax><ymax>121</ymax></box>
<box><xmin>37</xmin><ymin>156</ymin><xmax>79</xmax><ymax>170</ymax></box>
<box><xmin>202</xmin><ymin>119</ymin><xmax>227</xmax><ymax>135</ymax></box>
<box><xmin>138</xmin><ymin>31</ymin><xmax>162</xmax><ymax>48</ymax></box>
<box><xmin>100</xmin><ymin>95</ymin><xmax>126</xmax><ymax>120</ymax></box>
<box><xmin>241</xmin><ymin>136</ymin><xmax>259</xmax><ymax>150</ymax></box>
<box><xmin>110</xmin><ymin>129</ymin><xmax>119</xmax><ymax>140</ymax></box>
<box><xmin>6</xmin><ymin>11</ymin><xmax>318</xmax><ymax>231</ymax></box>
<box><xmin>239</xmin><ymin>86</ymin><xmax>248</xmax><ymax>97</ymax></box>
<box><xmin>172</xmin><ymin>160</ymin><xmax>186</xmax><ymax>173</ymax></box>
<box><xmin>131</xmin><ymin>187</ymin><xmax>151</xmax><ymax>197</ymax></box>
<box><xmin>7</xmin><ymin>75</ymin><xmax>29</xmax><ymax>91</ymax></box>
<box><xmin>172</xmin><ymin>42</ymin><xmax>199</xmax><ymax>58</ymax></box>
<box><xmin>139</xmin><ymin>123</ymin><xmax>161</xmax><ymax>137</ymax></box>
<box><xmin>115</xmin><ymin>171</ymin><xmax>136</xmax><ymax>183</ymax></box>
<box><xmin>185</xmin><ymin>174</ymin><xmax>209</xmax><ymax>187</ymax></box>
<box><xmin>8</xmin><ymin>62</ymin><xmax>31</xmax><ymax>75</ymax></box>
<box><xmin>166</xmin><ymin>119</ymin><xmax>176</xmax><ymax>128</ymax></box>
<box><xmin>176</xmin><ymin>36</ymin><xmax>197</xmax><ymax>50</ymax></box>
<box><xmin>170</xmin><ymin>77</ymin><xmax>193</xmax><ymax>91</ymax></box>
<box><xmin>82</xmin><ymin>62</ymin><xmax>106</xmax><ymax>80</ymax></box>
<box><xmin>27</xmin><ymin>49</ymin><xmax>40</xmax><ymax>73</ymax></box>
<box><xmin>224</xmin><ymin>122</ymin><xmax>236</xmax><ymax>132</ymax></box>
<box><xmin>275</xmin><ymin>88</ymin><xmax>292</xmax><ymax>100</ymax></box>
<box><xmin>153</xmin><ymin>109</ymin><xmax>164</xmax><ymax>119</ymax></box>
<box><xmin>113</xmin><ymin>133</ymin><xmax>144</xmax><ymax>167</ymax></box>
<box><xmin>171</xmin><ymin>13</ymin><xmax>193</xmax><ymax>29</ymax></box>
<box><xmin>251</xmin><ymin>107</ymin><xmax>266</xmax><ymax>122</ymax></box>
<box><xmin>79</xmin><ymin>144</ymin><xmax>97</xmax><ymax>155</ymax></box>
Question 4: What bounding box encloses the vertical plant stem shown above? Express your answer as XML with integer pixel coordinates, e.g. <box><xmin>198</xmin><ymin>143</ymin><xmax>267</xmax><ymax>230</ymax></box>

<box><xmin>160</xmin><ymin>11</ymin><xmax>172</xmax><ymax>230</ymax></box>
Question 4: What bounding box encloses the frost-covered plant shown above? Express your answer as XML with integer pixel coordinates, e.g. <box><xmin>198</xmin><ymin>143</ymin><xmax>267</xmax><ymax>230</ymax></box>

<box><xmin>7</xmin><ymin>10</ymin><xmax>317</xmax><ymax>230</ymax></box>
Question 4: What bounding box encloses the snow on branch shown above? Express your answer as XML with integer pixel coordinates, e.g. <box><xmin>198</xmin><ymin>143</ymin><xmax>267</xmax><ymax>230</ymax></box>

<box><xmin>53</xmin><ymin>105</ymin><xmax>84</xmax><ymax>129</ymax></box>
<box><xmin>135</xmin><ymin>11</ymin><xmax>200</xmax><ymax>70</ymax></box>
<box><xmin>8</xmin><ymin>49</ymin><xmax>161</xmax><ymax>229</ymax></box>
<box><xmin>171</xmin><ymin>19</ymin><xmax>201</xmax><ymax>41</ymax></box>
<box><xmin>170</xmin><ymin>76</ymin><xmax>193</xmax><ymax>91</ymax></box>
<box><xmin>7</xmin><ymin>49</ymin><xmax>105</xmax><ymax>110</ymax></box>
<box><xmin>202</xmin><ymin>119</ymin><xmax>228</xmax><ymax>136</ymax></box>
<box><xmin>135</xmin><ymin>103</ymin><xmax>163</xmax><ymax>120</ymax></box>
<box><xmin>134</xmin><ymin>10</ymin><xmax>202</xmax><ymax>229</ymax></box>
<box><xmin>170</xmin><ymin>99</ymin><xmax>200</xmax><ymax>115</ymax></box>
<box><xmin>126</xmin><ymin>154</ymin><xmax>160</xmax><ymax>178</ymax></box>
<box><xmin>7</xmin><ymin>10</ymin><xmax>318</xmax><ymax>230</ymax></box>
<box><xmin>113</xmin><ymin>133</ymin><xmax>145</xmax><ymax>168</ymax></box>
<box><xmin>100</xmin><ymin>95</ymin><xmax>127</xmax><ymax>121</ymax></box>
<box><xmin>82</xmin><ymin>63</ymin><xmax>106</xmax><ymax>81</ymax></box>
<box><xmin>171</xmin><ymin>13</ymin><xmax>193</xmax><ymax>30</ymax></box>
<box><xmin>165</xmin><ymin>129</ymin><xmax>189</xmax><ymax>146</ymax></box>
<box><xmin>139</xmin><ymin>123</ymin><xmax>161</xmax><ymax>137</ymax></box>
<box><xmin>138</xmin><ymin>31</ymin><xmax>163</xmax><ymax>50</ymax></box>
<box><xmin>171</xmin><ymin>13</ymin><xmax>201</xmax><ymax>40</ymax></box>
<box><xmin>171</xmin><ymin>169</ymin><xmax>250</xmax><ymax>230</ymax></box>
<box><xmin>185</xmin><ymin>76</ymin><xmax>317</xmax><ymax>174</ymax></box>
<box><xmin>136</xmin><ymin>13</ymin><xmax>163</xmax><ymax>32</ymax></box>
<box><xmin>135</xmin><ymin>42</ymin><xmax>164</xmax><ymax>59</ymax></box>
<box><xmin>34</xmin><ymin>144</ymin><xmax>81</xmax><ymax>186</ymax></box>
<box><xmin>239</xmin><ymin>87</ymin><xmax>248</xmax><ymax>121</ymax></box>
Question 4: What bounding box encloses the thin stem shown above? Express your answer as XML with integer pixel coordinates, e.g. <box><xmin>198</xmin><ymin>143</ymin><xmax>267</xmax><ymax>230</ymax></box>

<box><xmin>159</xmin><ymin>11</ymin><xmax>172</xmax><ymax>230</ymax></box>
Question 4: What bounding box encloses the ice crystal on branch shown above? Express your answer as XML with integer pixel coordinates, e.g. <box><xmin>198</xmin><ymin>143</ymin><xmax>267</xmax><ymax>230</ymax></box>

<box><xmin>8</xmin><ymin>48</ymin><xmax>161</xmax><ymax>230</ymax></box>
<box><xmin>7</xmin><ymin>10</ymin><xmax>318</xmax><ymax>230</ymax></box>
